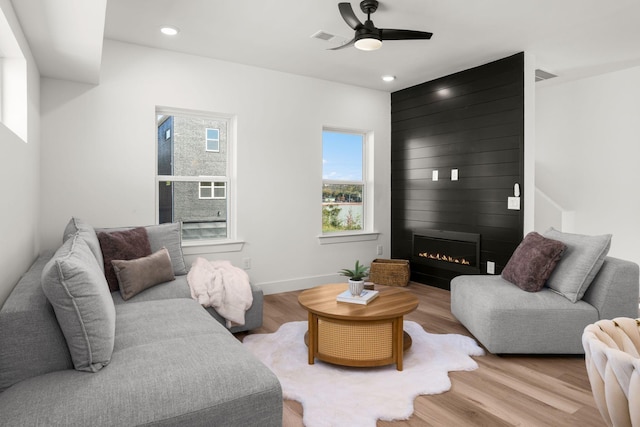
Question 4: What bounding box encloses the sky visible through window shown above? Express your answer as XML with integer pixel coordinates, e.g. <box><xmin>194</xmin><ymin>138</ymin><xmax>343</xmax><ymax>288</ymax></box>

<box><xmin>322</xmin><ymin>131</ymin><xmax>363</xmax><ymax>181</ymax></box>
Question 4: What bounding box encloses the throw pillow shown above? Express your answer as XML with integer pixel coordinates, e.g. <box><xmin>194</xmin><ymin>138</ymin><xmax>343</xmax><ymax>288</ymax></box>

<box><xmin>501</xmin><ymin>232</ymin><xmax>567</xmax><ymax>292</ymax></box>
<box><xmin>62</xmin><ymin>217</ymin><xmax>104</xmax><ymax>272</ymax></box>
<box><xmin>144</xmin><ymin>223</ymin><xmax>188</xmax><ymax>275</ymax></box>
<box><xmin>112</xmin><ymin>247</ymin><xmax>175</xmax><ymax>301</ymax></box>
<box><xmin>98</xmin><ymin>227</ymin><xmax>152</xmax><ymax>292</ymax></box>
<box><xmin>543</xmin><ymin>227</ymin><xmax>612</xmax><ymax>303</ymax></box>
<box><xmin>96</xmin><ymin>222</ymin><xmax>187</xmax><ymax>276</ymax></box>
<box><xmin>41</xmin><ymin>233</ymin><xmax>116</xmax><ymax>372</ymax></box>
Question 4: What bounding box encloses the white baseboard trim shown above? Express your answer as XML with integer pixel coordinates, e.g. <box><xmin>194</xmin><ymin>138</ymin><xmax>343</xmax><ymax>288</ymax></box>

<box><xmin>257</xmin><ymin>274</ymin><xmax>345</xmax><ymax>295</ymax></box>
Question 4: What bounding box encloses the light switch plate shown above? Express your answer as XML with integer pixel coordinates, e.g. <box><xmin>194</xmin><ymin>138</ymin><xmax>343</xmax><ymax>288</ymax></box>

<box><xmin>508</xmin><ymin>197</ymin><xmax>521</xmax><ymax>210</ymax></box>
<box><xmin>432</xmin><ymin>170</ymin><xmax>438</xmax><ymax>181</ymax></box>
<box><xmin>487</xmin><ymin>261</ymin><xmax>495</xmax><ymax>275</ymax></box>
<box><xmin>451</xmin><ymin>169</ymin><xmax>458</xmax><ymax>181</ymax></box>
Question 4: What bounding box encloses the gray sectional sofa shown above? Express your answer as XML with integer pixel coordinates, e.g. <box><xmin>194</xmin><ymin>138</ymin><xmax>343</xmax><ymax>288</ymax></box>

<box><xmin>0</xmin><ymin>219</ymin><xmax>282</xmax><ymax>426</ymax></box>
<box><xmin>451</xmin><ymin>229</ymin><xmax>640</xmax><ymax>354</ymax></box>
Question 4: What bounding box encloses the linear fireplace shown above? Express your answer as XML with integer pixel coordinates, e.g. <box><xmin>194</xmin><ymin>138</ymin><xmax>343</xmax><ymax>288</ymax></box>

<box><xmin>412</xmin><ymin>230</ymin><xmax>481</xmax><ymax>274</ymax></box>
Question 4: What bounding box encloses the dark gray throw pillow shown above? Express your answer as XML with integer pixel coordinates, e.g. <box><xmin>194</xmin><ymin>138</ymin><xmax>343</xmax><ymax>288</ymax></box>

<box><xmin>501</xmin><ymin>232</ymin><xmax>566</xmax><ymax>292</ymax></box>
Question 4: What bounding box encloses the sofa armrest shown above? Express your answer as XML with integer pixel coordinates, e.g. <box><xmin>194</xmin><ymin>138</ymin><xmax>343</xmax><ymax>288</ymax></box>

<box><xmin>582</xmin><ymin>257</ymin><xmax>639</xmax><ymax>320</ymax></box>
<box><xmin>205</xmin><ymin>283</ymin><xmax>263</xmax><ymax>333</ymax></box>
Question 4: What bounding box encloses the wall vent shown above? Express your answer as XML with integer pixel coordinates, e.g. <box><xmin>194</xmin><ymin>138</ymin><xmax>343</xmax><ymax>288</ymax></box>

<box><xmin>535</xmin><ymin>69</ymin><xmax>558</xmax><ymax>82</ymax></box>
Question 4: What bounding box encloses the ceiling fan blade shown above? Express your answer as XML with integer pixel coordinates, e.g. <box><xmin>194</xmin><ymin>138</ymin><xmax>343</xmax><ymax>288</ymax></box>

<box><xmin>328</xmin><ymin>38</ymin><xmax>355</xmax><ymax>50</ymax></box>
<box><xmin>338</xmin><ymin>3</ymin><xmax>363</xmax><ymax>30</ymax></box>
<box><xmin>380</xmin><ymin>29</ymin><xmax>433</xmax><ymax>41</ymax></box>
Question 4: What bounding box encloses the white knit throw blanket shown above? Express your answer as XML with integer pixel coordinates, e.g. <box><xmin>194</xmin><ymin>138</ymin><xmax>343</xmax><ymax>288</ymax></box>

<box><xmin>187</xmin><ymin>258</ymin><xmax>253</xmax><ymax>327</ymax></box>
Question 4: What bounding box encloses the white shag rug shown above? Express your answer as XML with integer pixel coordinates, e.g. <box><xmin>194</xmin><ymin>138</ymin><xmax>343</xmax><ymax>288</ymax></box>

<box><xmin>243</xmin><ymin>321</ymin><xmax>484</xmax><ymax>427</ymax></box>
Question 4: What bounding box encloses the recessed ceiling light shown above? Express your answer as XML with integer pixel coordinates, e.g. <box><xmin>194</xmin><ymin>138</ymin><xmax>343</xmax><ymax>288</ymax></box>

<box><xmin>382</xmin><ymin>75</ymin><xmax>396</xmax><ymax>82</ymax></box>
<box><xmin>160</xmin><ymin>26</ymin><xmax>179</xmax><ymax>36</ymax></box>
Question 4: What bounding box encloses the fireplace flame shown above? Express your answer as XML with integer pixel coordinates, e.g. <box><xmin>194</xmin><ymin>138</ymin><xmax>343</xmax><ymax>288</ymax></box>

<box><xmin>418</xmin><ymin>252</ymin><xmax>470</xmax><ymax>265</ymax></box>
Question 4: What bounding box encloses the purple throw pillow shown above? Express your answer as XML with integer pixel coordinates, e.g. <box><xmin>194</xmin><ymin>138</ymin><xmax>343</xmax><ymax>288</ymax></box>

<box><xmin>501</xmin><ymin>232</ymin><xmax>566</xmax><ymax>292</ymax></box>
<box><xmin>98</xmin><ymin>227</ymin><xmax>152</xmax><ymax>292</ymax></box>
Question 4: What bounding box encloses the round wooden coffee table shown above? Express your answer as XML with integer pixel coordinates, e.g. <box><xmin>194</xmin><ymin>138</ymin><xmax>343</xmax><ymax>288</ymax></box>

<box><xmin>298</xmin><ymin>283</ymin><xmax>419</xmax><ymax>371</ymax></box>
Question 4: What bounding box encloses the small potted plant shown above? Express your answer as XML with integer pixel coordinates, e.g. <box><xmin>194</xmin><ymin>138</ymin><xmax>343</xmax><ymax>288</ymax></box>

<box><xmin>339</xmin><ymin>260</ymin><xmax>370</xmax><ymax>296</ymax></box>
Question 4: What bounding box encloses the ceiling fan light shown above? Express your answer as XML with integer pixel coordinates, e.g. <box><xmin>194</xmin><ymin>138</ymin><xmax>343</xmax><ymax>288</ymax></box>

<box><xmin>355</xmin><ymin>37</ymin><xmax>382</xmax><ymax>51</ymax></box>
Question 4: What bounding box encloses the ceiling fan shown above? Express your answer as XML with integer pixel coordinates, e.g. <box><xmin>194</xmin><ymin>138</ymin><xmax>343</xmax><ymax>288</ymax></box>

<box><xmin>331</xmin><ymin>0</ymin><xmax>433</xmax><ymax>51</ymax></box>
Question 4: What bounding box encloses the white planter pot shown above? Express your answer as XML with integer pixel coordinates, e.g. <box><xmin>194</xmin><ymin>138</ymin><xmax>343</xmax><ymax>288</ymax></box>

<box><xmin>348</xmin><ymin>279</ymin><xmax>365</xmax><ymax>296</ymax></box>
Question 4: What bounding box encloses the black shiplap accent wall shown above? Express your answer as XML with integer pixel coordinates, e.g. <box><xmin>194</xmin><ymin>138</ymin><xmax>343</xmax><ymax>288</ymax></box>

<box><xmin>391</xmin><ymin>53</ymin><xmax>525</xmax><ymax>289</ymax></box>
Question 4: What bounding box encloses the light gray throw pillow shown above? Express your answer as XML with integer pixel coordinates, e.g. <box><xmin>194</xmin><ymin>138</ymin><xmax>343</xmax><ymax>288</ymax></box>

<box><xmin>63</xmin><ymin>217</ymin><xmax>104</xmax><ymax>272</ymax></box>
<box><xmin>42</xmin><ymin>233</ymin><xmax>116</xmax><ymax>372</ymax></box>
<box><xmin>543</xmin><ymin>227</ymin><xmax>612</xmax><ymax>302</ymax></box>
<box><xmin>145</xmin><ymin>223</ymin><xmax>187</xmax><ymax>275</ymax></box>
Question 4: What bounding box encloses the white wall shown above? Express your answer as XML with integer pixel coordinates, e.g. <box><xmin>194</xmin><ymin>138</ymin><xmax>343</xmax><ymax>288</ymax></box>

<box><xmin>0</xmin><ymin>0</ymin><xmax>40</xmax><ymax>307</ymax></box>
<box><xmin>536</xmin><ymin>66</ymin><xmax>640</xmax><ymax>266</ymax></box>
<box><xmin>40</xmin><ymin>40</ymin><xmax>391</xmax><ymax>294</ymax></box>
<box><xmin>523</xmin><ymin>52</ymin><xmax>536</xmax><ymax>234</ymax></box>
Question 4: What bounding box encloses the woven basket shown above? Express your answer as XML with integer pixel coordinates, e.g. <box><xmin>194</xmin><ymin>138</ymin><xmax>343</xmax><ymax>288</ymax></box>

<box><xmin>369</xmin><ymin>258</ymin><xmax>410</xmax><ymax>287</ymax></box>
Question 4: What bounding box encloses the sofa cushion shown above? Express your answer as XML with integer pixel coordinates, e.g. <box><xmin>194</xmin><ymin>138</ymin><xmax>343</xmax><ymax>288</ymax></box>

<box><xmin>543</xmin><ymin>228</ymin><xmax>612</xmax><ymax>303</ymax></box>
<box><xmin>97</xmin><ymin>222</ymin><xmax>187</xmax><ymax>276</ymax></box>
<box><xmin>98</xmin><ymin>227</ymin><xmax>152</xmax><ymax>292</ymax></box>
<box><xmin>110</xmin><ymin>276</ymin><xmax>265</xmax><ymax>333</ymax></box>
<box><xmin>501</xmin><ymin>232</ymin><xmax>566</xmax><ymax>292</ymax></box>
<box><xmin>62</xmin><ymin>217</ymin><xmax>104</xmax><ymax>273</ymax></box>
<box><xmin>451</xmin><ymin>274</ymin><xmax>599</xmax><ymax>354</ymax></box>
<box><xmin>41</xmin><ymin>234</ymin><xmax>116</xmax><ymax>372</ymax></box>
<box><xmin>0</xmin><ymin>253</ymin><xmax>73</xmax><ymax>393</ymax></box>
<box><xmin>112</xmin><ymin>275</ymin><xmax>193</xmax><ymax>304</ymax></box>
<box><xmin>112</xmin><ymin>247</ymin><xmax>175</xmax><ymax>301</ymax></box>
<box><xmin>0</xmin><ymin>299</ymin><xmax>283</xmax><ymax>427</ymax></box>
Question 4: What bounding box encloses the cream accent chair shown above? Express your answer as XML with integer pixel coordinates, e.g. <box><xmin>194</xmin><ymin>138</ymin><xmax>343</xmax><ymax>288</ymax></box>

<box><xmin>582</xmin><ymin>318</ymin><xmax>640</xmax><ymax>427</ymax></box>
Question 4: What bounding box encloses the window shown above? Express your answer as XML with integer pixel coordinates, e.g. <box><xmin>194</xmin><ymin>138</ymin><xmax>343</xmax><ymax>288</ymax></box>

<box><xmin>199</xmin><ymin>181</ymin><xmax>213</xmax><ymax>199</ymax></box>
<box><xmin>206</xmin><ymin>128</ymin><xmax>219</xmax><ymax>152</ymax></box>
<box><xmin>0</xmin><ymin>7</ymin><xmax>28</xmax><ymax>142</ymax></box>
<box><xmin>322</xmin><ymin>129</ymin><xmax>366</xmax><ymax>234</ymax></box>
<box><xmin>199</xmin><ymin>181</ymin><xmax>226</xmax><ymax>199</ymax></box>
<box><xmin>156</xmin><ymin>109</ymin><xmax>232</xmax><ymax>242</ymax></box>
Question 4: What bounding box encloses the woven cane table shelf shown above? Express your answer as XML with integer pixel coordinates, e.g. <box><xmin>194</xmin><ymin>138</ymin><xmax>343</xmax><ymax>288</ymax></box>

<box><xmin>298</xmin><ymin>283</ymin><xmax>419</xmax><ymax>371</ymax></box>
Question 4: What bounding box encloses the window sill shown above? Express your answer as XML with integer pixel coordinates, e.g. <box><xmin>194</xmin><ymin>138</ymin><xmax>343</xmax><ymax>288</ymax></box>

<box><xmin>317</xmin><ymin>232</ymin><xmax>380</xmax><ymax>245</ymax></box>
<box><xmin>181</xmin><ymin>239</ymin><xmax>245</xmax><ymax>255</ymax></box>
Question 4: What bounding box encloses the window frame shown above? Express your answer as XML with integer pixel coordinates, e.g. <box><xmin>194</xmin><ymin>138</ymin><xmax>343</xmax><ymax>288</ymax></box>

<box><xmin>155</xmin><ymin>107</ymin><xmax>240</xmax><ymax>250</ymax></box>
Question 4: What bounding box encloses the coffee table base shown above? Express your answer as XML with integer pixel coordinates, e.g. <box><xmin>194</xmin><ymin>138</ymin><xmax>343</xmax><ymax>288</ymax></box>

<box><xmin>305</xmin><ymin>314</ymin><xmax>412</xmax><ymax>370</ymax></box>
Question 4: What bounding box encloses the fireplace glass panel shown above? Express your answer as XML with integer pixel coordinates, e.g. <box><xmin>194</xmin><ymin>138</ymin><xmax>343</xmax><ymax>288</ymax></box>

<box><xmin>415</xmin><ymin>237</ymin><xmax>477</xmax><ymax>267</ymax></box>
<box><xmin>412</xmin><ymin>230</ymin><xmax>481</xmax><ymax>273</ymax></box>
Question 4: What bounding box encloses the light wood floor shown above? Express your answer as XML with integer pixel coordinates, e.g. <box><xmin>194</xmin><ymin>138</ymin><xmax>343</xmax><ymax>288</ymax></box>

<box><xmin>238</xmin><ymin>283</ymin><xmax>605</xmax><ymax>427</ymax></box>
